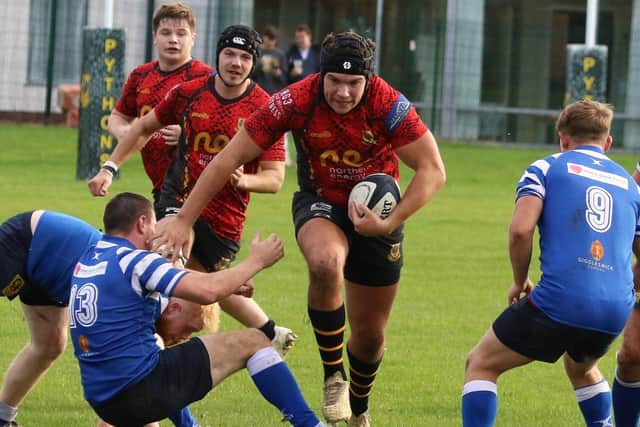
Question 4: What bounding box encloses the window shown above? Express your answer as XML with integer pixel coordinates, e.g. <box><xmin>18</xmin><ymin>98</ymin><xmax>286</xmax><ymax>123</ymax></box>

<box><xmin>28</xmin><ymin>0</ymin><xmax>88</xmax><ymax>85</ymax></box>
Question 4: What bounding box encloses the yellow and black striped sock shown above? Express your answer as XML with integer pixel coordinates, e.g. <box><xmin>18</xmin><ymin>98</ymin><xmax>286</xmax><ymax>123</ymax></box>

<box><xmin>308</xmin><ymin>304</ymin><xmax>346</xmax><ymax>380</ymax></box>
<box><xmin>348</xmin><ymin>347</ymin><xmax>382</xmax><ymax>416</ymax></box>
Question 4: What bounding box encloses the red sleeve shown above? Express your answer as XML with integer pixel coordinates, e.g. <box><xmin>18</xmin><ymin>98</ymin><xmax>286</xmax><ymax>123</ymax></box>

<box><xmin>259</xmin><ymin>135</ymin><xmax>286</xmax><ymax>162</ymax></box>
<box><xmin>244</xmin><ymin>91</ymin><xmax>291</xmax><ymax>150</ymax></box>
<box><xmin>114</xmin><ymin>66</ymin><xmax>144</xmax><ymax>118</ymax></box>
<box><xmin>371</xmin><ymin>76</ymin><xmax>428</xmax><ymax>149</ymax></box>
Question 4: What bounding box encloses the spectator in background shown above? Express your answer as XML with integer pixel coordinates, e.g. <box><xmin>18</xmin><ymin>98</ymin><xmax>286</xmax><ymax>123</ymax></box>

<box><xmin>253</xmin><ymin>25</ymin><xmax>288</xmax><ymax>95</ymax></box>
<box><xmin>286</xmin><ymin>24</ymin><xmax>320</xmax><ymax>84</ymax></box>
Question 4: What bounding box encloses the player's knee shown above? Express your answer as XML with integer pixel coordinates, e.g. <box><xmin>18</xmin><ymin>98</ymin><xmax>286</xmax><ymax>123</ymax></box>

<box><xmin>307</xmin><ymin>251</ymin><xmax>343</xmax><ymax>284</ymax></box>
<box><xmin>32</xmin><ymin>332</ymin><xmax>67</xmax><ymax>361</ymax></box>
<box><xmin>352</xmin><ymin>330</ymin><xmax>385</xmax><ymax>357</ymax></box>
<box><xmin>617</xmin><ymin>345</ymin><xmax>640</xmax><ymax>370</ymax></box>
<box><xmin>465</xmin><ymin>348</ymin><xmax>482</xmax><ymax>373</ymax></box>
<box><xmin>236</xmin><ymin>328</ymin><xmax>272</xmax><ymax>360</ymax></box>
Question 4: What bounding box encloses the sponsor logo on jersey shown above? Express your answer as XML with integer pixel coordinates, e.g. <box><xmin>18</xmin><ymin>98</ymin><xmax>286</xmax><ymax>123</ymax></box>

<box><xmin>361</xmin><ymin>130</ymin><xmax>376</xmax><ymax>146</ymax></box>
<box><xmin>138</xmin><ymin>88</ymin><xmax>151</xmax><ymax>95</ymax></box>
<box><xmin>577</xmin><ymin>256</ymin><xmax>613</xmax><ymax>272</ymax></box>
<box><xmin>74</xmin><ymin>261</ymin><xmax>108</xmax><ymax>278</ymax></box>
<box><xmin>3</xmin><ymin>274</ymin><xmax>25</xmax><ymax>299</ymax></box>
<box><xmin>191</xmin><ymin>111</ymin><xmax>209</xmax><ymax>119</ymax></box>
<box><xmin>567</xmin><ymin>163</ymin><xmax>629</xmax><ymax>189</ymax></box>
<box><xmin>387</xmin><ymin>243</ymin><xmax>401</xmax><ymax>262</ymax></box>
<box><xmin>578</xmin><ymin>241</ymin><xmax>613</xmax><ymax>272</ymax></box>
<box><xmin>385</xmin><ymin>94</ymin><xmax>411</xmax><ymax>132</ymax></box>
<box><xmin>309</xmin><ymin>130</ymin><xmax>332</xmax><ymax>138</ymax></box>
<box><xmin>590</xmin><ymin>240</ymin><xmax>604</xmax><ymax>261</ymax></box>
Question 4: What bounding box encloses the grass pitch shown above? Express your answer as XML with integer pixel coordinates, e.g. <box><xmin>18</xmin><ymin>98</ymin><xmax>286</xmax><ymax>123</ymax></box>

<box><xmin>0</xmin><ymin>123</ymin><xmax>638</xmax><ymax>426</ymax></box>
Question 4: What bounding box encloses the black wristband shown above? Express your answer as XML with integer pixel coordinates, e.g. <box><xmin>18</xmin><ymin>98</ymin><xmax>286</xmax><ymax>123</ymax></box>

<box><xmin>101</xmin><ymin>164</ymin><xmax>117</xmax><ymax>176</ymax></box>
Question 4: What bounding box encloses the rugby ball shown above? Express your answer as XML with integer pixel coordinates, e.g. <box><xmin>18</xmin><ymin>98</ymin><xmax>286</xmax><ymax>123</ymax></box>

<box><xmin>348</xmin><ymin>173</ymin><xmax>401</xmax><ymax>219</ymax></box>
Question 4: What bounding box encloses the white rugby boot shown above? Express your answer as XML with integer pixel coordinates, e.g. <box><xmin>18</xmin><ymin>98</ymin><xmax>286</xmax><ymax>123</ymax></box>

<box><xmin>322</xmin><ymin>372</ymin><xmax>351</xmax><ymax>424</ymax></box>
<box><xmin>347</xmin><ymin>410</ymin><xmax>370</xmax><ymax>427</ymax></box>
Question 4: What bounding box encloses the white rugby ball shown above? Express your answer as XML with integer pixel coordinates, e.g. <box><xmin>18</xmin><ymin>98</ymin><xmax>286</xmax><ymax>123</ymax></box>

<box><xmin>348</xmin><ymin>173</ymin><xmax>401</xmax><ymax>219</ymax></box>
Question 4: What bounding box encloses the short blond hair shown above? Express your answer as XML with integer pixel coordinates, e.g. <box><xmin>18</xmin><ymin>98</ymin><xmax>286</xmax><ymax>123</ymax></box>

<box><xmin>555</xmin><ymin>99</ymin><xmax>613</xmax><ymax>142</ymax></box>
<box><xmin>152</xmin><ymin>3</ymin><xmax>196</xmax><ymax>33</ymax></box>
<box><xmin>201</xmin><ymin>303</ymin><xmax>220</xmax><ymax>333</ymax></box>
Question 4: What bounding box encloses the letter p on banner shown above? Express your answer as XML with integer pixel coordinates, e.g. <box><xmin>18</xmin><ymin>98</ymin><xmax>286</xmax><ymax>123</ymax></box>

<box><xmin>565</xmin><ymin>44</ymin><xmax>608</xmax><ymax>105</ymax></box>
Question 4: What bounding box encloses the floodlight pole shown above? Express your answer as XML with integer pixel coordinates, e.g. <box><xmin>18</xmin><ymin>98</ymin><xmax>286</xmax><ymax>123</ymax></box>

<box><xmin>374</xmin><ymin>0</ymin><xmax>384</xmax><ymax>75</ymax></box>
<box><xmin>586</xmin><ymin>0</ymin><xmax>598</xmax><ymax>47</ymax></box>
<box><xmin>104</xmin><ymin>0</ymin><xmax>114</xmax><ymax>28</ymax></box>
<box><xmin>44</xmin><ymin>0</ymin><xmax>58</xmax><ymax>124</ymax></box>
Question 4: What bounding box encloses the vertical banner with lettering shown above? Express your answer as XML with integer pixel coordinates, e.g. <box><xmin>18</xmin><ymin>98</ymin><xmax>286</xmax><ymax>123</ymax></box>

<box><xmin>565</xmin><ymin>44</ymin><xmax>608</xmax><ymax>105</ymax></box>
<box><xmin>76</xmin><ymin>28</ymin><xmax>125</xmax><ymax>179</ymax></box>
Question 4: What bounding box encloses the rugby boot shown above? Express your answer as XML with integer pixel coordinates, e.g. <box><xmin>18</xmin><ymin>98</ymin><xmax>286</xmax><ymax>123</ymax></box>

<box><xmin>322</xmin><ymin>372</ymin><xmax>350</xmax><ymax>424</ymax></box>
<box><xmin>347</xmin><ymin>411</ymin><xmax>370</xmax><ymax>427</ymax></box>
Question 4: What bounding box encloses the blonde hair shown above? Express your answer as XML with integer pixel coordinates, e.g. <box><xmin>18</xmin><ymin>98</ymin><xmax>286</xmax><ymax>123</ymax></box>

<box><xmin>201</xmin><ymin>303</ymin><xmax>220</xmax><ymax>333</ymax></box>
<box><xmin>152</xmin><ymin>3</ymin><xmax>196</xmax><ymax>33</ymax></box>
<box><xmin>555</xmin><ymin>99</ymin><xmax>613</xmax><ymax>142</ymax></box>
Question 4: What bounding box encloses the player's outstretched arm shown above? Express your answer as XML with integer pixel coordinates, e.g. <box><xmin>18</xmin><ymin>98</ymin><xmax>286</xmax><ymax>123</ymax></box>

<box><xmin>172</xmin><ymin>232</ymin><xmax>284</xmax><ymax>305</ymax></box>
<box><xmin>87</xmin><ymin>110</ymin><xmax>163</xmax><ymax>196</ymax></box>
<box><xmin>153</xmin><ymin>127</ymin><xmax>264</xmax><ymax>261</ymax></box>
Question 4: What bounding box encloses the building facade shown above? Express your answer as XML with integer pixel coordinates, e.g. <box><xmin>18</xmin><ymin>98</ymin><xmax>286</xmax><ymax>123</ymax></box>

<box><xmin>3</xmin><ymin>0</ymin><xmax>640</xmax><ymax>146</ymax></box>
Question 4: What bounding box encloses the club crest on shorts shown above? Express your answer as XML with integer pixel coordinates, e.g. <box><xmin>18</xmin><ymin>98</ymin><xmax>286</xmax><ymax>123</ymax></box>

<box><xmin>387</xmin><ymin>243</ymin><xmax>401</xmax><ymax>262</ymax></box>
<box><xmin>214</xmin><ymin>257</ymin><xmax>232</xmax><ymax>271</ymax></box>
<box><xmin>3</xmin><ymin>274</ymin><xmax>25</xmax><ymax>299</ymax></box>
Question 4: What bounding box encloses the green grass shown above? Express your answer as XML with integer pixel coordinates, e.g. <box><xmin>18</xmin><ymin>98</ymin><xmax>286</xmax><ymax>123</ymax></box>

<box><xmin>1</xmin><ymin>123</ymin><xmax>639</xmax><ymax>426</ymax></box>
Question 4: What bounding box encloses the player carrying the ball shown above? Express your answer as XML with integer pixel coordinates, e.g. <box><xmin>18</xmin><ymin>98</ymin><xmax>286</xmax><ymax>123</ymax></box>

<box><xmin>153</xmin><ymin>30</ymin><xmax>446</xmax><ymax>426</ymax></box>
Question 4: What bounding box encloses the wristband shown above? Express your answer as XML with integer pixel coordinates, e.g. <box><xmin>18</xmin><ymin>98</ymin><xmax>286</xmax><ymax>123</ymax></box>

<box><xmin>101</xmin><ymin>160</ymin><xmax>118</xmax><ymax>176</ymax></box>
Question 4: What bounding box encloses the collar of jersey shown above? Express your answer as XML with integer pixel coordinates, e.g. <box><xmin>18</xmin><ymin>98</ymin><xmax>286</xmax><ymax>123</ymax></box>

<box><xmin>575</xmin><ymin>144</ymin><xmax>604</xmax><ymax>154</ymax></box>
<box><xmin>101</xmin><ymin>234</ymin><xmax>136</xmax><ymax>250</ymax></box>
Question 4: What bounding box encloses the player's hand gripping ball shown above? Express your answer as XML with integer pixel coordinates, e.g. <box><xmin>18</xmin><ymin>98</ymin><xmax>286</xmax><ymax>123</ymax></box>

<box><xmin>348</xmin><ymin>173</ymin><xmax>401</xmax><ymax>219</ymax></box>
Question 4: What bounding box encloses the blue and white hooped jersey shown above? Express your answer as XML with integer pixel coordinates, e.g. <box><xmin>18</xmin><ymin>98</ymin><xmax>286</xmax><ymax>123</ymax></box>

<box><xmin>517</xmin><ymin>145</ymin><xmax>640</xmax><ymax>334</ymax></box>
<box><xmin>69</xmin><ymin>235</ymin><xmax>188</xmax><ymax>406</ymax></box>
<box><xmin>27</xmin><ymin>211</ymin><xmax>101</xmax><ymax>304</ymax></box>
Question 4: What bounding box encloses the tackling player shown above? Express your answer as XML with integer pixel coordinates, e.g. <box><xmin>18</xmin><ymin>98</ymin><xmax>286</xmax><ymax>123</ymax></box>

<box><xmin>69</xmin><ymin>192</ymin><xmax>325</xmax><ymax>427</ymax></box>
<box><xmin>89</xmin><ymin>20</ymin><xmax>296</xmax><ymax>356</ymax></box>
<box><xmin>0</xmin><ymin>210</ymin><xmax>101</xmax><ymax>426</ymax></box>
<box><xmin>150</xmin><ymin>30</ymin><xmax>446</xmax><ymax>426</ymax></box>
<box><xmin>461</xmin><ymin>100</ymin><xmax>640</xmax><ymax>427</ymax></box>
